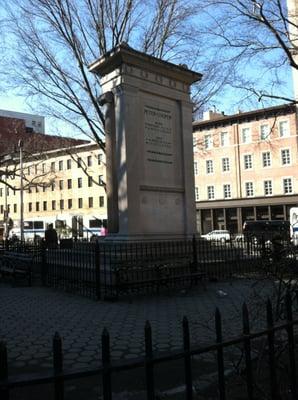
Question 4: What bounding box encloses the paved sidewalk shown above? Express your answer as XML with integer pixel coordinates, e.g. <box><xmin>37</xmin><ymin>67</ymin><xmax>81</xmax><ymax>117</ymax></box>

<box><xmin>0</xmin><ymin>279</ymin><xmax>274</xmax><ymax>374</ymax></box>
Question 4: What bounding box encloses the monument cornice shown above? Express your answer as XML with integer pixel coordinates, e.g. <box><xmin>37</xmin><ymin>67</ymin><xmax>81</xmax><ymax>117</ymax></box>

<box><xmin>89</xmin><ymin>43</ymin><xmax>202</xmax><ymax>85</ymax></box>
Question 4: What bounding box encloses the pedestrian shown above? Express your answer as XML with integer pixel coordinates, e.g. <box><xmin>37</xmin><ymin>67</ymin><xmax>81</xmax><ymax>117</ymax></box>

<box><xmin>44</xmin><ymin>223</ymin><xmax>58</xmax><ymax>249</ymax></box>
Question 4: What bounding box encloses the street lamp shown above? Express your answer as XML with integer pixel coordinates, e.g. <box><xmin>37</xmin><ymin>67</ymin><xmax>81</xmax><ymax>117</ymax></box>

<box><xmin>18</xmin><ymin>140</ymin><xmax>24</xmax><ymax>242</ymax></box>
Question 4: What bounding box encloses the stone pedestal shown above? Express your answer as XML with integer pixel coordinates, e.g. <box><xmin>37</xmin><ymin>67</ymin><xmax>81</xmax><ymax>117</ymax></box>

<box><xmin>89</xmin><ymin>44</ymin><xmax>201</xmax><ymax>240</ymax></box>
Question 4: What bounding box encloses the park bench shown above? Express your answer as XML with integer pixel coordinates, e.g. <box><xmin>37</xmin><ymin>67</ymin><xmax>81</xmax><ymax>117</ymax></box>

<box><xmin>0</xmin><ymin>251</ymin><xmax>34</xmax><ymax>286</ymax></box>
<box><xmin>114</xmin><ymin>256</ymin><xmax>206</xmax><ymax>298</ymax></box>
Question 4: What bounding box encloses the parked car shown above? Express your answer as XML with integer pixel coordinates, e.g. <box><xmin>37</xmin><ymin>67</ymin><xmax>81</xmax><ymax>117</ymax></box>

<box><xmin>200</xmin><ymin>230</ymin><xmax>231</xmax><ymax>242</ymax></box>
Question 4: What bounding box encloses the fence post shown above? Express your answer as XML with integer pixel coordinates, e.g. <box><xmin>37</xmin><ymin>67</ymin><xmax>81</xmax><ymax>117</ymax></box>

<box><xmin>183</xmin><ymin>317</ymin><xmax>193</xmax><ymax>400</ymax></box>
<box><xmin>242</xmin><ymin>303</ymin><xmax>253</xmax><ymax>400</ymax></box>
<box><xmin>95</xmin><ymin>242</ymin><xmax>101</xmax><ymax>300</ymax></box>
<box><xmin>285</xmin><ymin>292</ymin><xmax>297</xmax><ymax>399</ymax></box>
<box><xmin>266</xmin><ymin>299</ymin><xmax>278</xmax><ymax>400</ymax></box>
<box><xmin>192</xmin><ymin>235</ymin><xmax>198</xmax><ymax>273</ymax></box>
<box><xmin>102</xmin><ymin>328</ymin><xmax>112</xmax><ymax>400</ymax></box>
<box><xmin>145</xmin><ymin>321</ymin><xmax>155</xmax><ymax>400</ymax></box>
<box><xmin>0</xmin><ymin>341</ymin><xmax>9</xmax><ymax>400</ymax></box>
<box><xmin>53</xmin><ymin>332</ymin><xmax>64</xmax><ymax>400</ymax></box>
<box><xmin>215</xmin><ymin>308</ymin><xmax>226</xmax><ymax>400</ymax></box>
<box><xmin>41</xmin><ymin>241</ymin><xmax>47</xmax><ymax>286</ymax></box>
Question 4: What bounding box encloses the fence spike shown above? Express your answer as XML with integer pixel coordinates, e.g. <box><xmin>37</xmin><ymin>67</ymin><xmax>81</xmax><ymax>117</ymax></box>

<box><xmin>285</xmin><ymin>291</ymin><xmax>297</xmax><ymax>399</ymax></box>
<box><xmin>215</xmin><ymin>308</ymin><xmax>225</xmax><ymax>400</ymax></box>
<box><xmin>266</xmin><ymin>298</ymin><xmax>278</xmax><ymax>400</ymax></box>
<box><xmin>0</xmin><ymin>341</ymin><xmax>9</xmax><ymax>400</ymax></box>
<box><xmin>53</xmin><ymin>331</ymin><xmax>64</xmax><ymax>400</ymax></box>
<box><xmin>183</xmin><ymin>316</ymin><xmax>193</xmax><ymax>400</ymax></box>
<box><xmin>242</xmin><ymin>303</ymin><xmax>250</xmax><ymax>334</ymax></box>
<box><xmin>242</xmin><ymin>303</ymin><xmax>253</xmax><ymax>400</ymax></box>
<box><xmin>144</xmin><ymin>320</ymin><xmax>154</xmax><ymax>400</ymax></box>
<box><xmin>102</xmin><ymin>327</ymin><xmax>112</xmax><ymax>400</ymax></box>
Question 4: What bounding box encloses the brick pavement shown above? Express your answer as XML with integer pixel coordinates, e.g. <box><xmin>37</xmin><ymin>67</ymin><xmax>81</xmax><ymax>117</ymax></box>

<box><xmin>0</xmin><ymin>279</ymin><xmax>274</xmax><ymax>375</ymax></box>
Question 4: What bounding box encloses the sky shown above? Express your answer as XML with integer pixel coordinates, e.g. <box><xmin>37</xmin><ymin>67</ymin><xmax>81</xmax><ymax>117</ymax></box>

<box><xmin>0</xmin><ymin>0</ymin><xmax>296</xmax><ymax>139</ymax></box>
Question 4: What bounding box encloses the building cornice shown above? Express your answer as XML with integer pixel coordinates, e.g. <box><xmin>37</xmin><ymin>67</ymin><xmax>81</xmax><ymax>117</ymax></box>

<box><xmin>193</xmin><ymin>103</ymin><xmax>297</xmax><ymax>131</ymax></box>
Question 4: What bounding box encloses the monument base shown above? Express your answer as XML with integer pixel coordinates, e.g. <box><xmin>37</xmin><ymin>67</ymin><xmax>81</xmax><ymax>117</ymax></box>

<box><xmin>103</xmin><ymin>233</ymin><xmax>196</xmax><ymax>243</ymax></box>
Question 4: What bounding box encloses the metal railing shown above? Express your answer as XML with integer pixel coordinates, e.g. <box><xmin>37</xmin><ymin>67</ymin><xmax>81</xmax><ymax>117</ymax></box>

<box><xmin>1</xmin><ymin>237</ymin><xmax>297</xmax><ymax>299</ymax></box>
<box><xmin>0</xmin><ymin>293</ymin><xmax>297</xmax><ymax>399</ymax></box>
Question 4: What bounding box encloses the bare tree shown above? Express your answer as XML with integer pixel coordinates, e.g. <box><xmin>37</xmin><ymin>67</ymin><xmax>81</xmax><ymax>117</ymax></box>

<box><xmin>0</xmin><ymin>0</ymin><xmax>203</xmax><ymax>146</ymax></box>
<box><xmin>196</xmin><ymin>0</ymin><xmax>298</xmax><ymax>108</ymax></box>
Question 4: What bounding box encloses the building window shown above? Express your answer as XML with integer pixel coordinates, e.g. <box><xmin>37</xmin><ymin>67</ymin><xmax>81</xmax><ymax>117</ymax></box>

<box><xmin>264</xmin><ymin>180</ymin><xmax>272</xmax><ymax>196</ymax></box>
<box><xmin>0</xmin><ymin>189</ymin><xmax>2</xmax><ymax>197</ymax></box>
<box><xmin>29</xmin><ymin>202</ymin><xmax>32</xmax><ymax>212</ymax></box>
<box><xmin>35</xmin><ymin>165</ymin><xmax>38</xmax><ymax>174</ymax></box>
<box><xmin>283</xmin><ymin>178</ymin><xmax>293</xmax><ymax>194</ymax></box>
<box><xmin>59</xmin><ymin>160</ymin><xmax>63</xmax><ymax>171</ymax></box>
<box><xmin>207</xmin><ymin>186</ymin><xmax>215</xmax><ymax>200</ymax></box>
<box><xmin>204</xmin><ymin>134</ymin><xmax>212</xmax><ymax>149</ymax></box>
<box><xmin>99</xmin><ymin>196</ymin><xmax>104</xmax><ymax>207</ymax></box>
<box><xmin>88</xmin><ymin>176</ymin><xmax>93</xmax><ymax>187</ymax></box>
<box><xmin>60</xmin><ymin>199</ymin><xmax>64</xmax><ymax>210</ymax></box>
<box><xmin>43</xmin><ymin>201</ymin><xmax>47</xmax><ymax>211</ymax></box>
<box><xmin>223</xmin><ymin>184</ymin><xmax>231</xmax><ymax>199</ymax></box>
<box><xmin>59</xmin><ymin>180</ymin><xmax>64</xmax><ymax>190</ymax></box>
<box><xmin>99</xmin><ymin>175</ymin><xmax>104</xmax><ymax>185</ymax></box>
<box><xmin>245</xmin><ymin>182</ymin><xmax>254</xmax><ymax>197</ymax></box>
<box><xmin>51</xmin><ymin>162</ymin><xmax>55</xmax><ymax>172</ymax></box>
<box><xmin>67</xmin><ymin>159</ymin><xmax>72</xmax><ymax>169</ymax></box>
<box><xmin>260</xmin><ymin>124</ymin><xmax>269</xmax><ymax>140</ymax></box>
<box><xmin>206</xmin><ymin>160</ymin><xmax>213</xmax><ymax>174</ymax></box>
<box><xmin>244</xmin><ymin>154</ymin><xmax>252</xmax><ymax>169</ymax></box>
<box><xmin>0</xmin><ymin>205</ymin><xmax>3</xmax><ymax>213</ymax></box>
<box><xmin>222</xmin><ymin>157</ymin><xmax>230</xmax><ymax>172</ymax></box>
<box><xmin>88</xmin><ymin>197</ymin><xmax>93</xmax><ymax>208</ymax></box>
<box><xmin>67</xmin><ymin>179</ymin><xmax>72</xmax><ymax>189</ymax></box>
<box><xmin>78</xmin><ymin>177</ymin><xmax>82</xmax><ymax>188</ymax></box>
<box><xmin>52</xmin><ymin>200</ymin><xmax>56</xmax><ymax>210</ymax></box>
<box><xmin>42</xmin><ymin>163</ymin><xmax>45</xmax><ymax>173</ymax></box>
<box><xmin>281</xmin><ymin>149</ymin><xmax>291</xmax><ymax>165</ymax></box>
<box><xmin>279</xmin><ymin>121</ymin><xmax>289</xmax><ymax>137</ymax></box>
<box><xmin>51</xmin><ymin>182</ymin><xmax>55</xmax><ymax>191</ymax></box>
<box><xmin>28</xmin><ymin>186</ymin><xmax>32</xmax><ymax>194</ymax></box>
<box><xmin>195</xmin><ymin>187</ymin><xmax>199</xmax><ymax>201</ymax></box>
<box><xmin>77</xmin><ymin>157</ymin><xmax>82</xmax><ymax>168</ymax></box>
<box><xmin>78</xmin><ymin>198</ymin><xmax>83</xmax><ymax>208</ymax></box>
<box><xmin>98</xmin><ymin>153</ymin><xmax>103</xmax><ymax>165</ymax></box>
<box><xmin>36</xmin><ymin>186</ymin><xmax>39</xmax><ymax>193</ymax></box>
<box><xmin>36</xmin><ymin>202</ymin><xmax>40</xmax><ymax>212</ymax></box>
<box><xmin>68</xmin><ymin>199</ymin><xmax>72</xmax><ymax>209</ymax></box>
<box><xmin>43</xmin><ymin>184</ymin><xmax>46</xmax><ymax>193</ymax></box>
<box><xmin>87</xmin><ymin>155</ymin><xmax>92</xmax><ymax>166</ymax></box>
<box><xmin>242</xmin><ymin>127</ymin><xmax>251</xmax><ymax>143</ymax></box>
<box><xmin>262</xmin><ymin>152</ymin><xmax>271</xmax><ymax>167</ymax></box>
<box><xmin>13</xmin><ymin>204</ymin><xmax>17</xmax><ymax>213</ymax></box>
<box><xmin>220</xmin><ymin>132</ymin><xmax>229</xmax><ymax>147</ymax></box>
<box><xmin>194</xmin><ymin>162</ymin><xmax>198</xmax><ymax>175</ymax></box>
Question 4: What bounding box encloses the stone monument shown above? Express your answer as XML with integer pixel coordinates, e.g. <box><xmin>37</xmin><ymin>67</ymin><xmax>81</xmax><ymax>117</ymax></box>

<box><xmin>89</xmin><ymin>44</ymin><xmax>202</xmax><ymax>240</ymax></box>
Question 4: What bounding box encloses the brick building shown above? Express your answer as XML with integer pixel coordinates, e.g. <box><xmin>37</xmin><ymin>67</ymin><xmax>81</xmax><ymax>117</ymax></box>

<box><xmin>193</xmin><ymin>103</ymin><xmax>298</xmax><ymax>234</ymax></box>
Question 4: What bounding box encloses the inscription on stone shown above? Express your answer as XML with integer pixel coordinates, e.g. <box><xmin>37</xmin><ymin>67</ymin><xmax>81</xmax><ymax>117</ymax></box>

<box><xmin>144</xmin><ymin>105</ymin><xmax>173</xmax><ymax>166</ymax></box>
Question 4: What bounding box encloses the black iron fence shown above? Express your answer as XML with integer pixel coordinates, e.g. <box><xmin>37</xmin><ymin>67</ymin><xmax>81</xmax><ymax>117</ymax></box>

<box><xmin>1</xmin><ymin>293</ymin><xmax>298</xmax><ymax>399</ymax></box>
<box><xmin>1</xmin><ymin>237</ymin><xmax>297</xmax><ymax>299</ymax></box>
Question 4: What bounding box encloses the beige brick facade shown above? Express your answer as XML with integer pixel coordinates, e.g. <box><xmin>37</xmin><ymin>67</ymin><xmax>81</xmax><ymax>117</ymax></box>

<box><xmin>193</xmin><ymin>104</ymin><xmax>298</xmax><ymax>234</ymax></box>
<box><xmin>0</xmin><ymin>143</ymin><xmax>107</xmax><ymax>239</ymax></box>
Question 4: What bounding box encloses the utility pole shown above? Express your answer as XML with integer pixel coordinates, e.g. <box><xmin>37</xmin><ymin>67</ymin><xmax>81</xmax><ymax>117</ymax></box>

<box><xmin>18</xmin><ymin>140</ymin><xmax>24</xmax><ymax>242</ymax></box>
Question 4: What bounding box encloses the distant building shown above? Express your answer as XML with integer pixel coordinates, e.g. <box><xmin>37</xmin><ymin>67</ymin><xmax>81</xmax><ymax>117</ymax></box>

<box><xmin>0</xmin><ymin>142</ymin><xmax>107</xmax><ymax>240</ymax></box>
<box><xmin>193</xmin><ymin>103</ymin><xmax>298</xmax><ymax>234</ymax></box>
<box><xmin>0</xmin><ymin>110</ymin><xmax>45</xmax><ymax>133</ymax></box>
